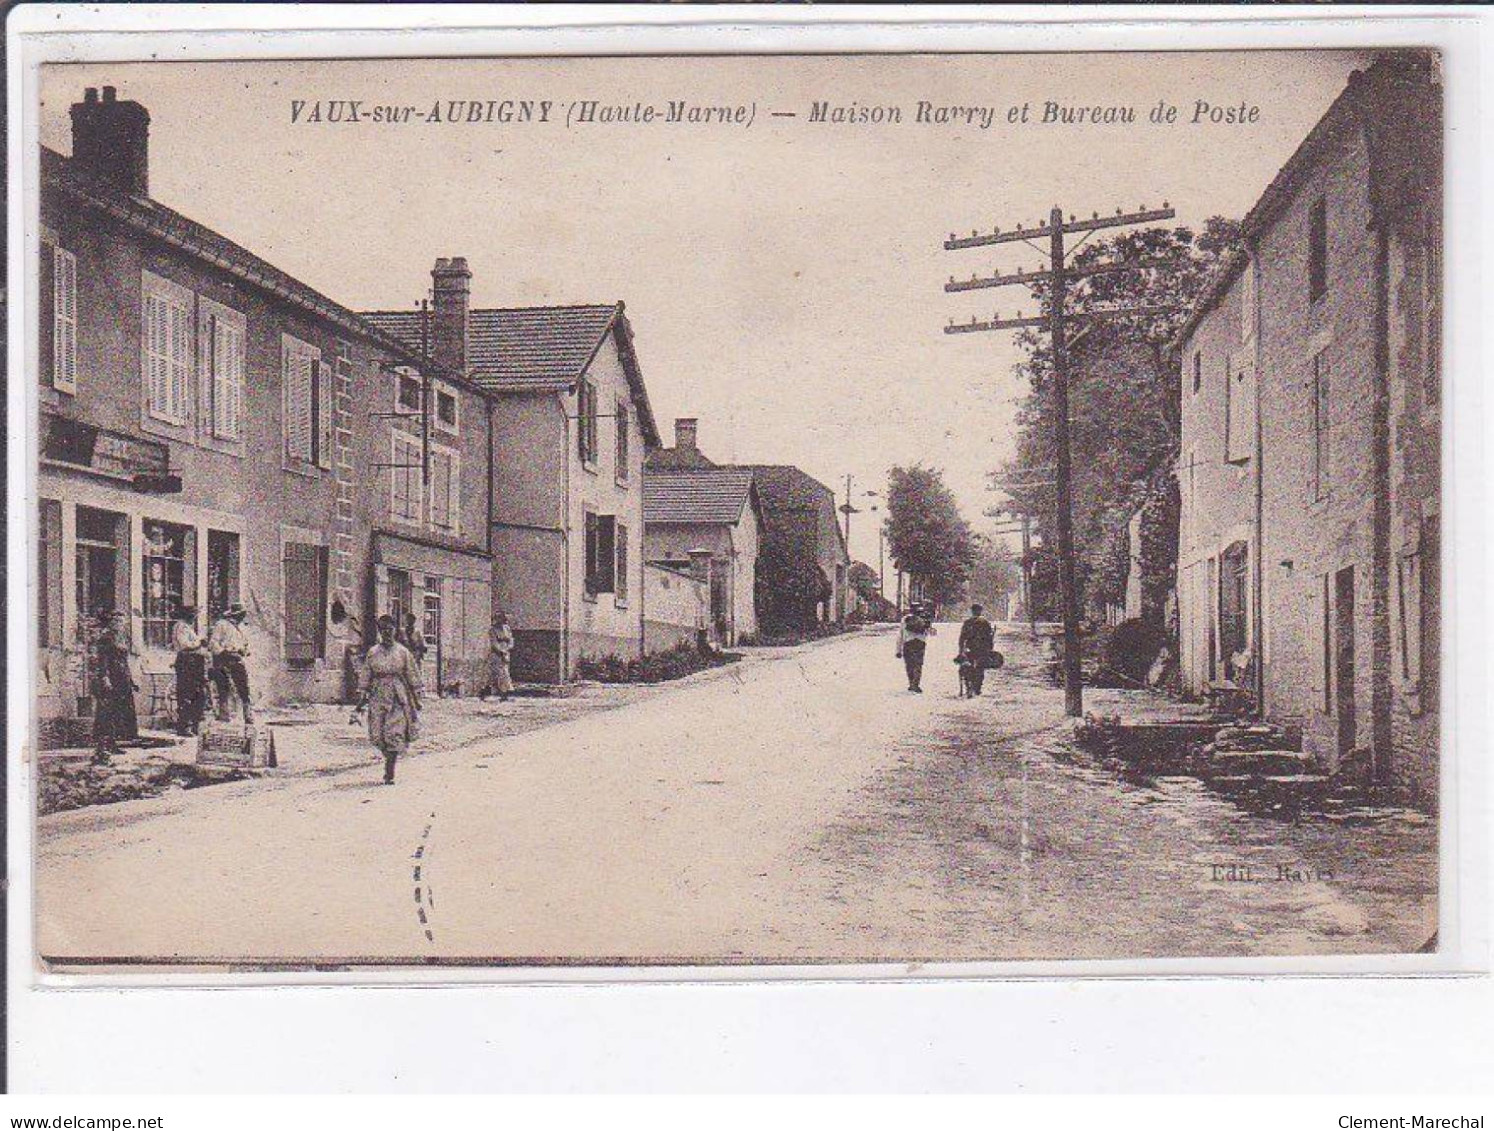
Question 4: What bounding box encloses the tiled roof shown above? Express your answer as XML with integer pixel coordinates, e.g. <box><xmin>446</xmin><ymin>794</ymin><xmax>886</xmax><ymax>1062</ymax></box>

<box><xmin>40</xmin><ymin>147</ymin><xmax>455</xmax><ymax>381</ymax></box>
<box><xmin>362</xmin><ymin>305</ymin><xmax>618</xmax><ymax>388</ymax></box>
<box><xmin>743</xmin><ymin>464</ymin><xmax>834</xmax><ymax>514</ymax></box>
<box><xmin>646</xmin><ymin>445</ymin><xmax>717</xmax><ymax>471</ymax></box>
<box><xmin>644</xmin><ymin>467</ymin><xmax>755</xmax><ymax>525</ymax></box>
<box><xmin>361</xmin><ymin>301</ymin><xmax>661</xmax><ymax>446</ymax></box>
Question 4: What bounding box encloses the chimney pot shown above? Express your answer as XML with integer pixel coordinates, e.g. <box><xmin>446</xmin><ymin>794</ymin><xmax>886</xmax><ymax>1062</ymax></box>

<box><xmin>84</xmin><ymin>87</ymin><xmax>98</xmax><ymax>104</ymax></box>
<box><xmin>70</xmin><ymin>86</ymin><xmax>151</xmax><ymax>196</ymax></box>
<box><xmin>675</xmin><ymin>417</ymin><xmax>699</xmax><ymax>451</ymax></box>
<box><xmin>430</xmin><ymin>256</ymin><xmax>472</xmax><ymax>374</ymax></box>
<box><xmin>102</xmin><ymin>86</ymin><xmax>117</xmax><ymax>102</ymax></box>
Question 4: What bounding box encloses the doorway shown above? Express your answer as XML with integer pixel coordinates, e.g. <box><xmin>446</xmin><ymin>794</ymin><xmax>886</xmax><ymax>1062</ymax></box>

<box><xmin>423</xmin><ymin>579</ymin><xmax>443</xmax><ymax>693</ymax></box>
<box><xmin>1334</xmin><ymin>566</ymin><xmax>1357</xmax><ymax>756</ymax></box>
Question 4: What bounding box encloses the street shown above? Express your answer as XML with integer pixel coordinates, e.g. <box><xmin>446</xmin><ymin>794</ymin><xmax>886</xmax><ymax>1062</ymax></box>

<box><xmin>35</xmin><ymin>625</ymin><xmax>1436</xmax><ymax>965</ymax></box>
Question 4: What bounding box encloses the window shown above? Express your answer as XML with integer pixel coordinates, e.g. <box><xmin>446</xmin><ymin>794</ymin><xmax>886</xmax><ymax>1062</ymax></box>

<box><xmin>389</xmin><ymin>430</ymin><xmax>422</xmax><ymax>525</ymax></box>
<box><xmin>1225</xmin><ymin>357</ymin><xmax>1252</xmax><ymax>464</ymax></box>
<box><xmin>143</xmin><ymin>273</ymin><xmax>193</xmax><ymax>425</ymax></box>
<box><xmin>1308</xmin><ymin>197</ymin><xmax>1328</xmax><ymax>303</ymax></box>
<box><xmin>577</xmin><ymin>379</ymin><xmax>598</xmax><ymax>465</ymax></box>
<box><xmin>1310</xmin><ymin>349</ymin><xmax>1330</xmax><ymax>500</ymax></box>
<box><xmin>615</xmin><ymin>522</ymin><xmax>629</xmax><ymax>603</ymax></box>
<box><xmin>1219</xmin><ymin>541</ymin><xmax>1250</xmax><ymax>680</ymax></box>
<box><xmin>142</xmin><ymin>519</ymin><xmax>194</xmax><ymax>649</ymax></box>
<box><xmin>615</xmin><ymin>400</ymin><xmax>630</xmax><ymax>482</ymax></box>
<box><xmin>201</xmin><ymin>301</ymin><xmax>245</xmax><ymax>442</ymax></box>
<box><xmin>387</xmin><ymin>568</ymin><xmax>412</xmax><ymax>631</ymax></box>
<box><xmin>396</xmin><ymin>371</ymin><xmax>421</xmax><ymax>414</ymax></box>
<box><xmin>584</xmin><ymin>511</ymin><xmax>616</xmax><ymax>596</ymax></box>
<box><xmin>1191</xmin><ymin>351</ymin><xmax>1202</xmax><ymax>394</ymax></box>
<box><xmin>434</xmin><ymin>385</ymin><xmax>459</xmax><ymax>435</ymax></box>
<box><xmin>207</xmin><ymin>530</ymin><xmax>241</xmax><ymax>622</ymax></box>
<box><xmin>283</xmin><ymin>541</ymin><xmax>328</xmax><ymax>664</ymax></box>
<box><xmin>282</xmin><ymin>334</ymin><xmax>321</xmax><ymax>463</ymax></box>
<box><xmin>429</xmin><ymin>446</ymin><xmax>460</xmax><ymax>533</ymax></box>
<box><xmin>39</xmin><ymin>500</ymin><xmax>62</xmax><ymax>648</ymax></box>
<box><xmin>52</xmin><ymin>247</ymin><xmax>77</xmax><ymax>393</ymax></box>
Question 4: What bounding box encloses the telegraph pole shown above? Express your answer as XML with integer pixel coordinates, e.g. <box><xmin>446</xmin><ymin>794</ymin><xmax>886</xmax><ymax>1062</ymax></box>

<box><xmin>943</xmin><ymin>202</ymin><xmax>1175</xmax><ymax>717</ymax></box>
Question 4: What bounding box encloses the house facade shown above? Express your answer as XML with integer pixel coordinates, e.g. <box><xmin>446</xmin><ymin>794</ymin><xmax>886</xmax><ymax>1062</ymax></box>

<box><xmin>1176</xmin><ymin>53</ymin><xmax>1441</xmax><ymax>804</ymax></box>
<box><xmin>34</xmin><ymin>88</ymin><xmax>481</xmax><ymax>740</ymax></box>
<box><xmin>365</xmin><ymin>277</ymin><xmax>660</xmax><ymax>683</ymax></box>
<box><xmin>643</xmin><ymin>442</ymin><xmax>762</xmax><ymax>647</ymax></box>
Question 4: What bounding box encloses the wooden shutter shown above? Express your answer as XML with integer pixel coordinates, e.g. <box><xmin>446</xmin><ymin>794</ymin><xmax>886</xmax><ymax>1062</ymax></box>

<box><xmin>283</xmin><ymin>542</ymin><xmax>321</xmax><ymax>663</ymax></box>
<box><xmin>284</xmin><ymin>340</ymin><xmax>313</xmax><ymax>460</ymax></box>
<box><xmin>615</xmin><ymin>402</ymin><xmax>629</xmax><ymax>480</ymax></box>
<box><xmin>615</xmin><ymin>522</ymin><xmax>629</xmax><ymax>600</ymax></box>
<box><xmin>584</xmin><ymin>511</ymin><xmax>599</xmax><ymax>594</ymax></box>
<box><xmin>39</xmin><ymin>243</ymin><xmax>55</xmax><ymax>390</ymax></box>
<box><xmin>53</xmin><ymin>247</ymin><xmax>77</xmax><ymax>393</ymax></box>
<box><xmin>168</xmin><ymin>297</ymin><xmax>191</xmax><ymax>423</ymax></box>
<box><xmin>317</xmin><ymin>360</ymin><xmax>334</xmax><ymax>468</ymax></box>
<box><xmin>211</xmin><ymin>316</ymin><xmax>245</xmax><ymax>440</ymax></box>
<box><xmin>145</xmin><ymin>292</ymin><xmax>167</xmax><ymax>418</ymax></box>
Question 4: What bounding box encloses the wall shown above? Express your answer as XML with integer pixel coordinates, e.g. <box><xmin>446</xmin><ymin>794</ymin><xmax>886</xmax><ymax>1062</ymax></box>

<box><xmin>566</xmin><ymin>328</ymin><xmax>645</xmax><ymax>668</ymax></box>
<box><xmin>643</xmin><ymin>562</ymin><xmax>710</xmax><ymax>652</ymax></box>
<box><xmin>642</xmin><ymin>509</ymin><xmax>759</xmax><ymax>645</ymax></box>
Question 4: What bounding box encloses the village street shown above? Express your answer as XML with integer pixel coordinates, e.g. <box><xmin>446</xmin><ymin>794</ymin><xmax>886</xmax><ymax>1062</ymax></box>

<box><xmin>34</xmin><ymin>626</ymin><xmax>1435</xmax><ymax>966</ymax></box>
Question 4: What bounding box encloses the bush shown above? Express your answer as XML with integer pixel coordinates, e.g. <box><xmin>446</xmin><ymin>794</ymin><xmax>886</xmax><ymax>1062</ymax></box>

<box><xmin>576</xmin><ymin>643</ymin><xmax>741</xmax><ymax>685</ymax></box>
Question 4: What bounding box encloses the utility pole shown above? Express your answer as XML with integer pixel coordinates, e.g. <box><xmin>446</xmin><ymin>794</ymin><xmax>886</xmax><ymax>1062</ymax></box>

<box><xmin>839</xmin><ymin>473</ymin><xmax>856</xmax><ymax>548</ymax></box>
<box><xmin>1021</xmin><ymin>512</ymin><xmax>1036</xmax><ymax>641</ymax></box>
<box><xmin>943</xmin><ymin>202</ymin><xmax>1175</xmax><ymax>717</ymax></box>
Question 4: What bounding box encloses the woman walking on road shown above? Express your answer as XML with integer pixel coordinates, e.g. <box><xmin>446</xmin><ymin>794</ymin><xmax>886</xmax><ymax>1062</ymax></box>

<box><xmin>481</xmin><ymin>609</ymin><xmax>515</xmax><ymax>702</ymax></box>
<box><xmin>351</xmin><ymin>614</ymin><xmax>423</xmax><ymax>785</ymax></box>
<box><xmin>896</xmin><ymin>602</ymin><xmax>937</xmax><ymax>693</ymax></box>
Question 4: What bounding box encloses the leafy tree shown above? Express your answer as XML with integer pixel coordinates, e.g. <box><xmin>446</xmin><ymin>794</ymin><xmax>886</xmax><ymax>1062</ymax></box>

<box><xmin>848</xmin><ymin>562</ymin><xmax>881</xmax><ymax>600</ymax></box>
<box><xmin>754</xmin><ymin>531</ymin><xmax>829</xmax><ymax>634</ymax></box>
<box><xmin>995</xmin><ymin>218</ymin><xmax>1241</xmax><ymax>626</ymax></box>
<box><xmin>965</xmin><ymin>534</ymin><xmax>1021</xmax><ymax>613</ymax></box>
<box><xmin>884</xmin><ymin>465</ymin><xmax>976</xmax><ymax>609</ymax></box>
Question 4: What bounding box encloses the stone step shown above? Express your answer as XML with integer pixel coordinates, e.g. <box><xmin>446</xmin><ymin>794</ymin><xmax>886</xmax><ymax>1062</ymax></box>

<box><xmin>1208</xmin><ymin>749</ymin><xmax>1315</xmax><ymax>776</ymax></box>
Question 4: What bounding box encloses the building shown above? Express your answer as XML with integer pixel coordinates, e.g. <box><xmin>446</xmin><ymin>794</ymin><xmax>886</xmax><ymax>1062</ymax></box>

<box><xmin>1175</xmin><ymin>53</ymin><xmax>1441</xmax><ymax>803</ymax></box>
<box><xmin>34</xmin><ymin>87</ymin><xmax>489</xmax><ymax>741</ymax></box>
<box><xmin>365</xmin><ymin>273</ymin><xmax>661</xmax><ymax>683</ymax></box>
<box><xmin>747</xmin><ymin>464</ymin><xmax>852</xmax><ymax>632</ymax></box>
<box><xmin>643</xmin><ymin>426</ymin><xmax>763</xmax><ymax>646</ymax></box>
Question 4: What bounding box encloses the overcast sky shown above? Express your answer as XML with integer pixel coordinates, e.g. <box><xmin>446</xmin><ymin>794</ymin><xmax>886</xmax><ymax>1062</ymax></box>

<box><xmin>41</xmin><ymin>51</ymin><xmax>1369</xmax><ymax>567</ymax></box>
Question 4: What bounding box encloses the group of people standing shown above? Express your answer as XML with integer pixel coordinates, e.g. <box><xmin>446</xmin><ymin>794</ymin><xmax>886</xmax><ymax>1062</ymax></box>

<box><xmin>895</xmin><ymin>601</ymin><xmax>1000</xmax><ymax>697</ymax></box>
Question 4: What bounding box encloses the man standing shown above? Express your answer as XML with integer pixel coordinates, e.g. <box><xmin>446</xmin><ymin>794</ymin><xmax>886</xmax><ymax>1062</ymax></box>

<box><xmin>171</xmin><ymin>604</ymin><xmax>208</xmax><ymax>735</ymax></box>
<box><xmin>896</xmin><ymin>602</ymin><xmax>936</xmax><ymax>693</ymax></box>
<box><xmin>958</xmin><ymin>602</ymin><xmax>996</xmax><ymax>697</ymax></box>
<box><xmin>209</xmin><ymin>602</ymin><xmax>253</xmax><ymax>723</ymax></box>
<box><xmin>89</xmin><ymin>609</ymin><xmax>135</xmax><ymax>763</ymax></box>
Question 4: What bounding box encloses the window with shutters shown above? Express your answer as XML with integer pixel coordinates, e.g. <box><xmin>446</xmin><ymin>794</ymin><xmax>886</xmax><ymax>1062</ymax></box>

<box><xmin>396</xmin><ymin>370</ymin><xmax>421</xmax><ymax>414</ymax></box>
<box><xmin>429</xmin><ymin>445</ymin><xmax>460</xmax><ymax>533</ymax></box>
<box><xmin>577</xmin><ymin>379</ymin><xmax>598</xmax><ymax>467</ymax></box>
<box><xmin>583</xmin><ymin>511</ymin><xmax>616</xmax><ymax>597</ymax></box>
<box><xmin>283</xmin><ymin>541</ymin><xmax>328</xmax><ymax>664</ymax></box>
<box><xmin>434</xmin><ymin>382</ymin><xmax>459</xmax><ymax>436</ymax></box>
<box><xmin>52</xmin><ymin>247</ymin><xmax>77</xmax><ymax>394</ymax></box>
<box><xmin>389</xmin><ymin>430</ymin><xmax>422</xmax><ymax>526</ymax></box>
<box><xmin>614</xmin><ymin>522</ymin><xmax>629</xmax><ymax>605</ymax></box>
<box><xmin>199</xmin><ymin>299</ymin><xmax>246</xmax><ymax>445</ymax></box>
<box><xmin>143</xmin><ymin>272</ymin><xmax>193</xmax><ymax>426</ymax></box>
<box><xmin>615</xmin><ymin>399</ymin><xmax>630</xmax><ymax>484</ymax></box>
<box><xmin>281</xmin><ymin>333</ymin><xmax>322</xmax><ymax>467</ymax></box>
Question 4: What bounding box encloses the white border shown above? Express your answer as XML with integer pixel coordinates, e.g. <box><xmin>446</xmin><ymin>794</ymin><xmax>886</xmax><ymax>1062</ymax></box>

<box><xmin>7</xmin><ymin>4</ymin><xmax>1491</xmax><ymax>1093</ymax></box>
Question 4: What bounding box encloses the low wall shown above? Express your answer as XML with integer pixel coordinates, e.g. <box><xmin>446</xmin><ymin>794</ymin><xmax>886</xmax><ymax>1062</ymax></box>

<box><xmin>644</xmin><ymin>562</ymin><xmax>711</xmax><ymax>654</ymax></box>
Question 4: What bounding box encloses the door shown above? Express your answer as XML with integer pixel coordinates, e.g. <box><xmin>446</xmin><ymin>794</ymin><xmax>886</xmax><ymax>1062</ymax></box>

<box><xmin>423</xmin><ymin>580</ymin><xmax>443</xmax><ymax>693</ymax></box>
<box><xmin>1334</xmin><ymin>566</ymin><xmax>1357</xmax><ymax>756</ymax></box>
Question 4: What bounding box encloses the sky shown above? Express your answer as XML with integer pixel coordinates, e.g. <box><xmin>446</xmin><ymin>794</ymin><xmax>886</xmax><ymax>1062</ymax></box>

<box><xmin>40</xmin><ymin>51</ymin><xmax>1369</xmax><ymax>568</ymax></box>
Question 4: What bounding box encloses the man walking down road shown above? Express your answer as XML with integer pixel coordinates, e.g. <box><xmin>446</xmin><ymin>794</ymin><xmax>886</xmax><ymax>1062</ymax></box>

<box><xmin>209</xmin><ymin>603</ymin><xmax>254</xmax><ymax>724</ymax></box>
<box><xmin>958</xmin><ymin>602</ymin><xmax>996</xmax><ymax>697</ymax></box>
<box><xmin>171</xmin><ymin>605</ymin><xmax>209</xmax><ymax>735</ymax></box>
<box><xmin>896</xmin><ymin>603</ymin><xmax>936</xmax><ymax>693</ymax></box>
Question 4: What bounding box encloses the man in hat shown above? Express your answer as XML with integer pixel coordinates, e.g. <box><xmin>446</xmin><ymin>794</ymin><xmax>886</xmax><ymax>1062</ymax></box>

<box><xmin>896</xmin><ymin>602</ymin><xmax>937</xmax><ymax>693</ymax></box>
<box><xmin>89</xmin><ymin>609</ymin><xmax>135</xmax><ymax>762</ymax></box>
<box><xmin>209</xmin><ymin>602</ymin><xmax>253</xmax><ymax>723</ymax></box>
<box><xmin>171</xmin><ymin>604</ymin><xmax>209</xmax><ymax>735</ymax></box>
<box><xmin>958</xmin><ymin>602</ymin><xmax>996</xmax><ymax>697</ymax></box>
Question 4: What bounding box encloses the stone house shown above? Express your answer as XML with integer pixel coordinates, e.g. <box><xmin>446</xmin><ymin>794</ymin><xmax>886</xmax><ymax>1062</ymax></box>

<box><xmin>643</xmin><ymin>437</ymin><xmax>763</xmax><ymax>646</ymax></box>
<box><xmin>365</xmin><ymin>269</ymin><xmax>661</xmax><ymax>683</ymax></box>
<box><xmin>1174</xmin><ymin>53</ymin><xmax>1441</xmax><ymax>803</ymax></box>
<box><xmin>35</xmin><ymin>87</ymin><xmax>490</xmax><ymax>739</ymax></box>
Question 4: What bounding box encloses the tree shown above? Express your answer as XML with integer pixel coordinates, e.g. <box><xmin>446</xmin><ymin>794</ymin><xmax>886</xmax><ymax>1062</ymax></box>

<box><xmin>965</xmin><ymin>534</ymin><xmax>1021</xmax><ymax>613</ymax></box>
<box><xmin>884</xmin><ymin>465</ymin><xmax>976</xmax><ymax>609</ymax></box>
<box><xmin>754</xmin><ymin>528</ymin><xmax>829</xmax><ymax>635</ymax></box>
<box><xmin>995</xmin><ymin>217</ymin><xmax>1242</xmax><ymax>627</ymax></box>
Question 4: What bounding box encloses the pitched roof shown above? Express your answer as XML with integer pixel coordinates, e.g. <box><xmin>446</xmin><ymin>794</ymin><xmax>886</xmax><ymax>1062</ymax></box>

<box><xmin>644</xmin><ymin>467</ymin><xmax>756</xmax><ymax>525</ymax></box>
<box><xmin>646</xmin><ymin>445</ymin><xmax>718</xmax><ymax>471</ymax></box>
<box><xmin>743</xmin><ymin>464</ymin><xmax>834</xmax><ymax>513</ymax></box>
<box><xmin>40</xmin><ymin>147</ymin><xmax>457</xmax><ymax>382</ymax></box>
<box><xmin>361</xmin><ymin>302</ymin><xmax>661</xmax><ymax>446</ymax></box>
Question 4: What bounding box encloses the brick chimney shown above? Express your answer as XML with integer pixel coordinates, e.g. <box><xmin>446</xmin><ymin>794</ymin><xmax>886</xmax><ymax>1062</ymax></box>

<box><xmin>674</xmin><ymin>418</ymin><xmax>699</xmax><ymax>452</ymax></box>
<box><xmin>70</xmin><ymin>86</ymin><xmax>151</xmax><ymax>197</ymax></box>
<box><xmin>430</xmin><ymin>257</ymin><xmax>472</xmax><ymax>374</ymax></box>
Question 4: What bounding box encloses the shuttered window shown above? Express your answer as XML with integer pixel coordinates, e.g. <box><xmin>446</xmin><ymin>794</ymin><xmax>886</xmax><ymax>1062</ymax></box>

<box><xmin>577</xmin><ymin>380</ymin><xmax>598</xmax><ymax>465</ymax></box>
<box><xmin>615</xmin><ymin>400</ymin><xmax>630</xmax><ymax>482</ymax></box>
<box><xmin>317</xmin><ymin>360</ymin><xmax>334</xmax><ymax>468</ymax></box>
<box><xmin>282</xmin><ymin>335</ymin><xmax>319</xmax><ymax>462</ymax></box>
<box><xmin>1310</xmin><ymin>349</ymin><xmax>1330</xmax><ymax>501</ymax></box>
<box><xmin>53</xmin><ymin>246</ymin><xmax>78</xmax><ymax>393</ymax></box>
<box><xmin>390</xmin><ymin>431</ymin><xmax>421</xmax><ymax>525</ymax></box>
<box><xmin>584</xmin><ymin>512</ymin><xmax>616</xmax><ymax>596</ymax></box>
<box><xmin>144</xmin><ymin>274</ymin><xmax>192</xmax><ymax>425</ymax></box>
<box><xmin>283</xmin><ymin>541</ymin><xmax>328</xmax><ymax>664</ymax></box>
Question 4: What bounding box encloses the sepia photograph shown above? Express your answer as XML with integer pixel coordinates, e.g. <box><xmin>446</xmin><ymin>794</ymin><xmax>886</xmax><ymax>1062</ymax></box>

<box><xmin>22</xmin><ymin>45</ymin><xmax>1445</xmax><ymax>971</ymax></box>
